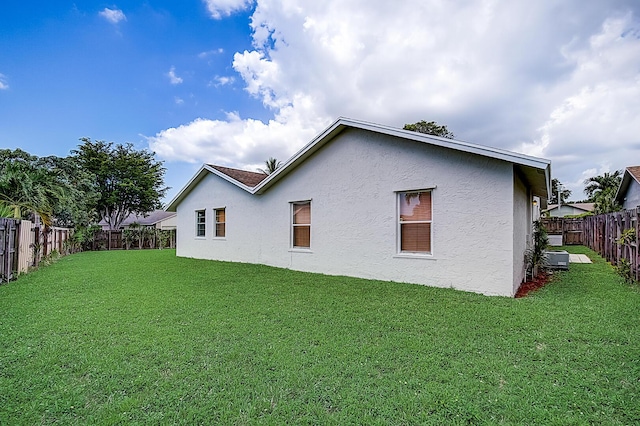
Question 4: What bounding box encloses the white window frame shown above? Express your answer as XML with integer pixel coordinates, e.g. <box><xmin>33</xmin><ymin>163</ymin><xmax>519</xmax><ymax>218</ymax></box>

<box><xmin>397</xmin><ymin>189</ymin><xmax>433</xmax><ymax>256</ymax></box>
<box><xmin>291</xmin><ymin>200</ymin><xmax>311</xmax><ymax>250</ymax></box>
<box><xmin>214</xmin><ymin>207</ymin><xmax>226</xmax><ymax>239</ymax></box>
<box><xmin>195</xmin><ymin>209</ymin><xmax>206</xmax><ymax>238</ymax></box>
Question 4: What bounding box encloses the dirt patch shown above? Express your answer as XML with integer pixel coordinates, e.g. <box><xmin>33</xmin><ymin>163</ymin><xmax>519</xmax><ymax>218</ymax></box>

<box><xmin>515</xmin><ymin>272</ymin><xmax>552</xmax><ymax>298</ymax></box>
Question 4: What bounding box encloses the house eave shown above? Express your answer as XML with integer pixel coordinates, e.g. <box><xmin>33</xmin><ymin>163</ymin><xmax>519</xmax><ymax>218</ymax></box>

<box><xmin>255</xmin><ymin>117</ymin><xmax>551</xmax><ymax>198</ymax></box>
<box><xmin>614</xmin><ymin>167</ymin><xmax>640</xmax><ymax>205</ymax></box>
<box><xmin>168</xmin><ymin>117</ymin><xmax>552</xmax><ymax>207</ymax></box>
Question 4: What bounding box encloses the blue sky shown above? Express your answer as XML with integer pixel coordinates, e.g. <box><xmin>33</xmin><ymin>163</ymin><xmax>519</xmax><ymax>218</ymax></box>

<box><xmin>2</xmin><ymin>1</ymin><xmax>640</xmax><ymax>203</ymax></box>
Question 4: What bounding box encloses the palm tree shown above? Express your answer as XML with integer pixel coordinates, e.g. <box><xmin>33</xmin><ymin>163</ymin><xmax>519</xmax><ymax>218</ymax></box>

<box><xmin>584</xmin><ymin>170</ymin><xmax>622</xmax><ymax>214</ymax></box>
<box><xmin>584</xmin><ymin>170</ymin><xmax>622</xmax><ymax>201</ymax></box>
<box><xmin>0</xmin><ymin>161</ymin><xmax>60</xmax><ymax>225</ymax></box>
<box><xmin>258</xmin><ymin>157</ymin><xmax>282</xmax><ymax>175</ymax></box>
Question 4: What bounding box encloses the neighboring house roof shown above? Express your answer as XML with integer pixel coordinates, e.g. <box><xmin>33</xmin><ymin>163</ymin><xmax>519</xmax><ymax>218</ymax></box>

<box><xmin>166</xmin><ymin>117</ymin><xmax>551</xmax><ymax>211</ymax></box>
<box><xmin>211</xmin><ymin>165</ymin><xmax>268</xmax><ymax>187</ymax></box>
<box><xmin>544</xmin><ymin>203</ymin><xmax>595</xmax><ymax>213</ymax></box>
<box><xmin>614</xmin><ymin>166</ymin><xmax>640</xmax><ymax>204</ymax></box>
<box><xmin>99</xmin><ymin>210</ymin><xmax>177</xmax><ymax>228</ymax></box>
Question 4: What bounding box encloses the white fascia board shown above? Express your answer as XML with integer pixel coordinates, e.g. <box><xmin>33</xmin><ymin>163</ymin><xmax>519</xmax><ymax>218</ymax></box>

<box><xmin>255</xmin><ymin>117</ymin><xmax>551</xmax><ymax>194</ymax></box>
<box><xmin>166</xmin><ymin>164</ymin><xmax>258</xmax><ymax>211</ymax></box>
<box><xmin>172</xmin><ymin>116</ymin><xmax>552</xmax><ymax>201</ymax></box>
<box><xmin>614</xmin><ymin>169</ymin><xmax>632</xmax><ymax>203</ymax></box>
<box><xmin>205</xmin><ymin>165</ymin><xmax>256</xmax><ymax>194</ymax></box>
<box><xmin>253</xmin><ymin>118</ymin><xmax>347</xmax><ymax>194</ymax></box>
<box><xmin>344</xmin><ymin>118</ymin><xmax>552</xmax><ymax>171</ymax></box>
<box><xmin>165</xmin><ymin>164</ymin><xmax>210</xmax><ymax>212</ymax></box>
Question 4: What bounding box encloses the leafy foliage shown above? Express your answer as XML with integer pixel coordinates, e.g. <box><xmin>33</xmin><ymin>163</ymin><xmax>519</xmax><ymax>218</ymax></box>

<box><xmin>73</xmin><ymin>139</ymin><xmax>168</xmax><ymax>230</ymax></box>
<box><xmin>0</xmin><ymin>149</ymin><xmax>98</xmax><ymax>227</ymax></box>
<box><xmin>258</xmin><ymin>157</ymin><xmax>282</xmax><ymax>175</ymax></box>
<box><xmin>525</xmin><ymin>219</ymin><xmax>548</xmax><ymax>278</ymax></box>
<box><xmin>549</xmin><ymin>178</ymin><xmax>571</xmax><ymax>205</ymax></box>
<box><xmin>584</xmin><ymin>170</ymin><xmax>622</xmax><ymax>214</ymax></box>
<box><xmin>403</xmin><ymin>120</ymin><xmax>455</xmax><ymax>139</ymax></box>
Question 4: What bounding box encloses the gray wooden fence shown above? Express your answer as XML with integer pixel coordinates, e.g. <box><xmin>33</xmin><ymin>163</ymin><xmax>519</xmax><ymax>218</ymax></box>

<box><xmin>0</xmin><ymin>218</ymin><xmax>19</xmax><ymax>283</ymax></box>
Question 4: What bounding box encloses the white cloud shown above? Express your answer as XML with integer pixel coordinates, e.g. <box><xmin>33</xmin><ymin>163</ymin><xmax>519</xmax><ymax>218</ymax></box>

<box><xmin>166</xmin><ymin>67</ymin><xmax>183</xmax><ymax>85</ymax></box>
<box><xmin>520</xmin><ymin>12</ymin><xmax>640</xmax><ymax>197</ymax></box>
<box><xmin>202</xmin><ymin>0</ymin><xmax>254</xmax><ymax>19</ymax></box>
<box><xmin>0</xmin><ymin>74</ymin><xmax>8</xmax><ymax>90</ymax></box>
<box><xmin>147</xmin><ymin>108</ymin><xmax>325</xmax><ymax>167</ymax></box>
<box><xmin>174</xmin><ymin>97</ymin><xmax>185</xmax><ymax>105</ymax></box>
<box><xmin>209</xmin><ymin>76</ymin><xmax>235</xmax><ymax>87</ymax></box>
<box><xmin>198</xmin><ymin>48</ymin><xmax>225</xmax><ymax>59</ymax></box>
<box><xmin>99</xmin><ymin>7</ymin><xmax>126</xmax><ymax>24</ymax></box>
<box><xmin>151</xmin><ymin>1</ymin><xmax>640</xmax><ymax>201</ymax></box>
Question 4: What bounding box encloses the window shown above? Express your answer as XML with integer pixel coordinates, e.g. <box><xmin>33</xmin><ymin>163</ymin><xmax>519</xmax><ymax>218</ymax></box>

<box><xmin>398</xmin><ymin>191</ymin><xmax>432</xmax><ymax>254</ymax></box>
<box><xmin>214</xmin><ymin>208</ymin><xmax>226</xmax><ymax>238</ymax></box>
<box><xmin>195</xmin><ymin>210</ymin><xmax>206</xmax><ymax>237</ymax></box>
<box><xmin>292</xmin><ymin>201</ymin><xmax>311</xmax><ymax>248</ymax></box>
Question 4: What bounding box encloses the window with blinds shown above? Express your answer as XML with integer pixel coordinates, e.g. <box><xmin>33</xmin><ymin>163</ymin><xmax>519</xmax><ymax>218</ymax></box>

<box><xmin>292</xmin><ymin>201</ymin><xmax>311</xmax><ymax>248</ymax></box>
<box><xmin>195</xmin><ymin>210</ymin><xmax>206</xmax><ymax>237</ymax></box>
<box><xmin>398</xmin><ymin>191</ymin><xmax>432</xmax><ymax>253</ymax></box>
<box><xmin>214</xmin><ymin>208</ymin><xmax>225</xmax><ymax>238</ymax></box>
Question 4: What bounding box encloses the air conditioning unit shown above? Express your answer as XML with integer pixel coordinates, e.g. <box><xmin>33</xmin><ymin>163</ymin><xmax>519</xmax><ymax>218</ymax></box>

<box><xmin>545</xmin><ymin>250</ymin><xmax>569</xmax><ymax>270</ymax></box>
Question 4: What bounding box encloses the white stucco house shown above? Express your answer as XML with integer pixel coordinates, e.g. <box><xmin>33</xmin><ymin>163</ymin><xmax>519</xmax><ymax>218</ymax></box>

<box><xmin>166</xmin><ymin>118</ymin><xmax>551</xmax><ymax>297</ymax></box>
<box><xmin>615</xmin><ymin>166</ymin><xmax>640</xmax><ymax>210</ymax></box>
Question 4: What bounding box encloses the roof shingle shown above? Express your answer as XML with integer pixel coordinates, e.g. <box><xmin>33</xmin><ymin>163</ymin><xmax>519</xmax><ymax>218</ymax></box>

<box><xmin>627</xmin><ymin>166</ymin><xmax>640</xmax><ymax>183</ymax></box>
<box><xmin>210</xmin><ymin>165</ymin><xmax>268</xmax><ymax>187</ymax></box>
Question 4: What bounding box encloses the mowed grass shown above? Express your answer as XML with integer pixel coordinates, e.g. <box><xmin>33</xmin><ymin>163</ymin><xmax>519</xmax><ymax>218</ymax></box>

<box><xmin>0</xmin><ymin>247</ymin><xmax>638</xmax><ymax>425</ymax></box>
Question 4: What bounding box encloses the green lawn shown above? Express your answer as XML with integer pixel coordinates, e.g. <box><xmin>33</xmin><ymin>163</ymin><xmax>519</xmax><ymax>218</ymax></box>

<box><xmin>0</xmin><ymin>247</ymin><xmax>638</xmax><ymax>425</ymax></box>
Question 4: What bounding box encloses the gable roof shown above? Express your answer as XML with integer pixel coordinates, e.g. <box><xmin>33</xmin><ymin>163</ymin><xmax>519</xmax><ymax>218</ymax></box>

<box><xmin>99</xmin><ymin>210</ymin><xmax>176</xmax><ymax>228</ymax></box>
<box><xmin>544</xmin><ymin>203</ymin><xmax>595</xmax><ymax>213</ymax></box>
<box><xmin>166</xmin><ymin>117</ymin><xmax>551</xmax><ymax>211</ymax></box>
<box><xmin>615</xmin><ymin>166</ymin><xmax>640</xmax><ymax>204</ymax></box>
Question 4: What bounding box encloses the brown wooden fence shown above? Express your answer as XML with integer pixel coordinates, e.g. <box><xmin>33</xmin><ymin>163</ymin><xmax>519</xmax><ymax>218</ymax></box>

<box><xmin>90</xmin><ymin>229</ymin><xmax>176</xmax><ymax>251</ymax></box>
<box><xmin>542</xmin><ymin>217</ymin><xmax>584</xmax><ymax>245</ymax></box>
<box><xmin>544</xmin><ymin>208</ymin><xmax>640</xmax><ymax>281</ymax></box>
<box><xmin>582</xmin><ymin>208</ymin><xmax>639</xmax><ymax>282</ymax></box>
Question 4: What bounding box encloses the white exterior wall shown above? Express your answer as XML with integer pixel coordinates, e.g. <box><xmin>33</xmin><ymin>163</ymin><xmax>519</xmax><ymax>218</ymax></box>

<box><xmin>622</xmin><ymin>181</ymin><xmax>640</xmax><ymax>210</ymax></box>
<box><xmin>176</xmin><ymin>128</ymin><xmax>519</xmax><ymax>296</ymax></box>
<box><xmin>156</xmin><ymin>214</ymin><xmax>177</xmax><ymax>230</ymax></box>
<box><xmin>548</xmin><ymin>205</ymin><xmax>586</xmax><ymax>217</ymax></box>
<box><xmin>512</xmin><ymin>172</ymin><xmax>531</xmax><ymax>294</ymax></box>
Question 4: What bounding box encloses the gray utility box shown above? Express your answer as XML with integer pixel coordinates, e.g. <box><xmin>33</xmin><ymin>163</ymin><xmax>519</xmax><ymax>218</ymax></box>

<box><xmin>545</xmin><ymin>250</ymin><xmax>569</xmax><ymax>270</ymax></box>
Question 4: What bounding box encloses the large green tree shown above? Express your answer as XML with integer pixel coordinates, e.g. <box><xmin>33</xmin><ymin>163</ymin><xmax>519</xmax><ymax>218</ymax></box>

<box><xmin>403</xmin><ymin>120</ymin><xmax>455</xmax><ymax>139</ymax></box>
<box><xmin>73</xmin><ymin>139</ymin><xmax>168</xmax><ymax>230</ymax></box>
<box><xmin>0</xmin><ymin>149</ymin><xmax>97</xmax><ymax>227</ymax></box>
<box><xmin>549</xmin><ymin>178</ymin><xmax>571</xmax><ymax>205</ymax></box>
<box><xmin>584</xmin><ymin>170</ymin><xmax>622</xmax><ymax>214</ymax></box>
